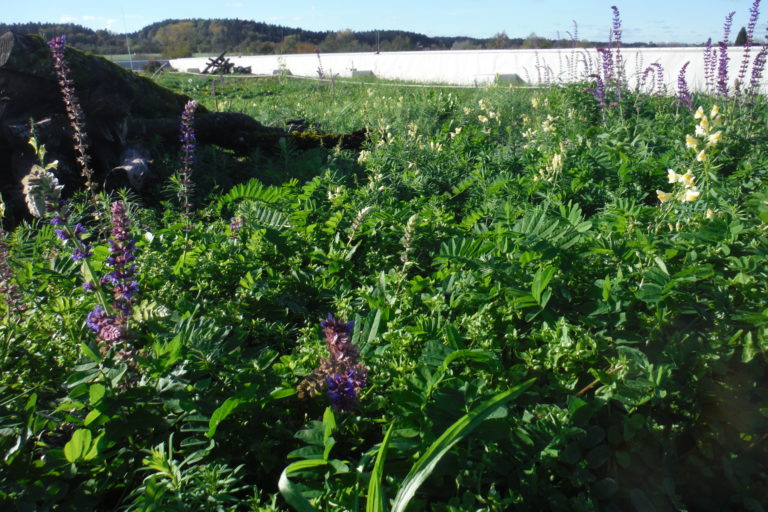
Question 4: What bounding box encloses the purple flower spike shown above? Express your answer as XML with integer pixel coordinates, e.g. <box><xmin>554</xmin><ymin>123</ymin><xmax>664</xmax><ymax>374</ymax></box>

<box><xmin>178</xmin><ymin>100</ymin><xmax>198</xmax><ymax>217</ymax></box>
<box><xmin>297</xmin><ymin>313</ymin><xmax>368</xmax><ymax>411</ymax></box>
<box><xmin>47</xmin><ymin>35</ymin><xmax>95</xmax><ymax>191</ymax></box>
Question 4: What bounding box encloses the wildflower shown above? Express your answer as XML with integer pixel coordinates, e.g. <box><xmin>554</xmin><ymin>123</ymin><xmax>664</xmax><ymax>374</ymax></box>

<box><xmin>478</xmin><ymin>115</ymin><xmax>489</xmax><ymax>123</ymax></box>
<box><xmin>699</xmin><ymin>116</ymin><xmax>710</xmax><ymax>130</ymax></box>
<box><xmin>178</xmin><ymin>100</ymin><xmax>198</xmax><ymax>217</ymax></box>
<box><xmin>710</xmin><ymin>105</ymin><xmax>720</xmax><ymax>119</ymax></box>
<box><xmin>706</xmin><ymin>208</ymin><xmax>715</xmax><ymax>219</ymax></box>
<box><xmin>104</xmin><ymin>201</ymin><xmax>138</xmax><ymax>315</ymax></box>
<box><xmin>680</xmin><ymin>170</ymin><xmax>695</xmax><ymax>188</ymax></box>
<box><xmin>463</xmin><ymin>107</ymin><xmax>472</xmax><ymax>115</ymax></box>
<box><xmin>696</xmin><ymin>150</ymin><xmax>707</xmax><ymax>162</ymax></box>
<box><xmin>667</xmin><ymin>169</ymin><xmax>681</xmax><ymax>183</ymax></box>
<box><xmin>695</xmin><ymin>124</ymin><xmax>707</xmax><ymax>137</ymax></box>
<box><xmin>694</xmin><ymin>106</ymin><xmax>705</xmax><ymax>119</ymax></box>
<box><xmin>531</xmin><ymin>97</ymin><xmax>539</xmax><ymax>108</ymax></box>
<box><xmin>297</xmin><ymin>314</ymin><xmax>368</xmax><ymax>412</ymax></box>
<box><xmin>685</xmin><ymin>135</ymin><xmax>698</xmax><ymax>149</ymax></box>
<box><xmin>657</xmin><ymin>190</ymin><xmax>672</xmax><ymax>203</ymax></box>
<box><xmin>450</xmin><ymin>127</ymin><xmax>462</xmax><ymax>138</ymax></box>
<box><xmin>682</xmin><ymin>187</ymin><xmax>700</xmax><ymax>202</ymax></box>
<box><xmin>707</xmin><ymin>131</ymin><xmax>722</xmax><ymax>146</ymax></box>
<box><xmin>47</xmin><ymin>36</ymin><xmax>95</xmax><ymax>191</ymax></box>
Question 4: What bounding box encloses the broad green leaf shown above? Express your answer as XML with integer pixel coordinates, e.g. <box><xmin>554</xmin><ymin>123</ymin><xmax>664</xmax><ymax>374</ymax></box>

<box><xmin>367</xmin><ymin>423</ymin><xmax>394</xmax><ymax>512</ymax></box>
<box><xmin>392</xmin><ymin>378</ymin><xmax>535</xmax><ymax>512</ymax></box>
<box><xmin>89</xmin><ymin>384</ymin><xmax>106</xmax><ymax>406</ymax></box>
<box><xmin>64</xmin><ymin>429</ymin><xmax>92</xmax><ymax>463</ymax></box>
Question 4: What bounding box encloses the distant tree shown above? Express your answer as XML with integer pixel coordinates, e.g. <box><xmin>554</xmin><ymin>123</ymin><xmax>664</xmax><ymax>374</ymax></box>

<box><xmin>450</xmin><ymin>39</ymin><xmax>482</xmax><ymax>50</ymax></box>
<box><xmin>735</xmin><ymin>26</ymin><xmax>748</xmax><ymax>46</ymax></box>
<box><xmin>155</xmin><ymin>21</ymin><xmax>195</xmax><ymax>57</ymax></box>
<box><xmin>487</xmin><ymin>31</ymin><xmax>512</xmax><ymax>49</ymax></box>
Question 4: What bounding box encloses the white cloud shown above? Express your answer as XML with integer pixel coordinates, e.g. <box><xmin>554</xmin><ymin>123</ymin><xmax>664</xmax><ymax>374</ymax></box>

<box><xmin>226</xmin><ymin>2</ymin><xmax>245</xmax><ymax>7</ymax></box>
<box><xmin>83</xmin><ymin>15</ymin><xmax>96</xmax><ymax>21</ymax></box>
<box><xmin>59</xmin><ymin>15</ymin><xmax>78</xmax><ymax>24</ymax></box>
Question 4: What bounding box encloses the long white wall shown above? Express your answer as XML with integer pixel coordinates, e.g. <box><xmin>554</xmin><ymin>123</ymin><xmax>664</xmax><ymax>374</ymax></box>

<box><xmin>170</xmin><ymin>47</ymin><xmax>764</xmax><ymax>92</ymax></box>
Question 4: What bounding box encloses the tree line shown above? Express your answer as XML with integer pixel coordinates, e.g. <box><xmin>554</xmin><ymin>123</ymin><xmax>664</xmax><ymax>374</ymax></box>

<box><xmin>0</xmin><ymin>19</ymin><xmax>685</xmax><ymax>58</ymax></box>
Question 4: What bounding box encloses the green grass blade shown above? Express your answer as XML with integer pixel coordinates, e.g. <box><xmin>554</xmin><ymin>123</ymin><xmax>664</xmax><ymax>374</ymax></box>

<box><xmin>366</xmin><ymin>423</ymin><xmax>395</xmax><ymax>512</ymax></box>
<box><xmin>278</xmin><ymin>459</ymin><xmax>327</xmax><ymax>512</ymax></box>
<box><xmin>391</xmin><ymin>378</ymin><xmax>535</xmax><ymax>512</ymax></box>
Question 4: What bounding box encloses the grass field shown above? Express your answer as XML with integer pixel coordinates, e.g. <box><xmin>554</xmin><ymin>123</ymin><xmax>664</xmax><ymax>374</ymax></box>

<box><xmin>1</xmin><ymin>70</ymin><xmax>767</xmax><ymax>511</ymax></box>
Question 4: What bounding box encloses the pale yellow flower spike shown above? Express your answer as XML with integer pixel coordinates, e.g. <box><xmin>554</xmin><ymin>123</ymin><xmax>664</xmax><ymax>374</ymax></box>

<box><xmin>694</xmin><ymin>106</ymin><xmax>705</xmax><ymax>119</ymax></box>
<box><xmin>708</xmin><ymin>131</ymin><xmax>722</xmax><ymax>146</ymax></box>
<box><xmin>685</xmin><ymin>135</ymin><xmax>699</xmax><ymax>149</ymax></box>
<box><xmin>657</xmin><ymin>190</ymin><xmax>672</xmax><ymax>203</ymax></box>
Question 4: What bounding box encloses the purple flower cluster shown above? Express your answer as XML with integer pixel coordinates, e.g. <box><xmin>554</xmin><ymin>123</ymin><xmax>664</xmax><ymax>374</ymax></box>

<box><xmin>703</xmin><ymin>38</ymin><xmax>716</xmax><ymax>92</ymax></box>
<box><xmin>85</xmin><ymin>201</ymin><xmax>139</xmax><ymax>364</ymax></box>
<box><xmin>610</xmin><ymin>5</ymin><xmax>624</xmax><ymax>87</ymax></box>
<box><xmin>736</xmin><ymin>0</ymin><xmax>761</xmax><ymax>94</ymax></box>
<box><xmin>0</xmin><ymin>227</ymin><xmax>27</xmax><ymax>316</ymax></box>
<box><xmin>50</xmin><ymin>204</ymin><xmax>92</xmax><ymax>262</ymax></box>
<box><xmin>102</xmin><ymin>201</ymin><xmax>138</xmax><ymax>315</ymax></box>
<box><xmin>297</xmin><ymin>314</ymin><xmax>368</xmax><ymax>412</ymax></box>
<box><xmin>676</xmin><ymin>62</ymin><xmax>693</xmax><ymax>112</ymax></box>
<box><xmin>716</xmin><ymin>12</ymin><xmax>736</xmax><ymax>98</ymax></box>
<box><xmin>47</xmin><ymin>35</ymin><xmax>95</xmax><ymax>192</ymax></box>
<box><xmin>178</xmin><ymin>100</ymin><xmax>198</xmax><ymax>217</ymax></box>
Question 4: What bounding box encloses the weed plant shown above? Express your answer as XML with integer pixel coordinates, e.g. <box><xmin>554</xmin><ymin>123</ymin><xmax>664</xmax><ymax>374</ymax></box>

<box><xmin>1</xmin><ymin>34</ymin><xmax>768</xmax><ymax>512</ymax></box>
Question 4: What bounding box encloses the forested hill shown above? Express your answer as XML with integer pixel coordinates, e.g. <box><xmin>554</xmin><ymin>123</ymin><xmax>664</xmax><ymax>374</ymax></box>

<box><xmin>0</xmin><ymin>19</ymin><xmax>668</xmax><ymax>57</ymax></box>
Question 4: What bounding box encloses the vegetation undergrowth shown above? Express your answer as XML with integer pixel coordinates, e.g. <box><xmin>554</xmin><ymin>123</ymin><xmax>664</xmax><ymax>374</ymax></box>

<box><xmin>1</xmin><ymin>65</ymin><xmax>768</xmax><ymax>512</ymax></box>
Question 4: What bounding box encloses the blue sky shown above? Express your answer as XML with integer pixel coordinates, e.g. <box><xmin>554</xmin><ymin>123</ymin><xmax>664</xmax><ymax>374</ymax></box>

<box><xmin>5</xmin><ymin>1</ymin><xmax>761</xmax><ymax>43</ymax></box>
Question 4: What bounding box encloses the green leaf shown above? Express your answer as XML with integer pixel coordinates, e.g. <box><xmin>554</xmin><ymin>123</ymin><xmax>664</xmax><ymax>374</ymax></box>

<box><xmin>206</xmin><ymin>397</ymin><xmax>242</xmax><ymax>438</ymax></box>
<box><xmin>64</xmin><ymin>429</ymin><xmax>92</xmax><ymax>463</ymax></box>
<box><xmin>391</xmin><ymin>378</ymin><xmax>535</xmax><ymax>512</ymax></box>
<box><xmin>367</xmin><ymin>423</ymin><xmax>394</xmax><ymax>512</ymax></box>
<box><xmin>89</xmin><ymin>384</ymin><xmax>106</xmax><ymax>406</ymax></box>
<box><xmin>278</xmin><ymin>459</ymin><xmax>328</xmax><ymax>512</ymax></box>
<box><xmin>531</xmin><ymin>267</ymin><xmax>556</xmax><ymax>305</ymax></box>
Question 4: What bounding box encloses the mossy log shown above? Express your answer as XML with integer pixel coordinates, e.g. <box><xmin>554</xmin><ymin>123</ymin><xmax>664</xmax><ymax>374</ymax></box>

<box><xmin>0</xmin><ymin>31</ymin><xmax>366</xmax><ymax>226</ymax></box>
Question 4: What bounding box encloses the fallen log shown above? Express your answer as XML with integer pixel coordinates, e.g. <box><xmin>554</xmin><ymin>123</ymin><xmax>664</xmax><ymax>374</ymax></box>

<box><xmin>0</xmin><ymin>31</ymin><xmax>366</xmax><ymax>227</ymax></box>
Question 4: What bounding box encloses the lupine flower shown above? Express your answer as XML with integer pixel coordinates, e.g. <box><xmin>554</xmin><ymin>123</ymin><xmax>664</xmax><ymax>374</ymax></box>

<box><xmin>47</xmin><ymin>36</ymin><xmax>95</xmax><ymax>192</ymax></box>
<box><xmin>178</xmin><ymin>100</ymin><xmax>198</xmax><ymax>218</ymax></box>
<box><xmin>297</xmin><ymin>314</ymin><xmax>368</xmax><ymax>412</ymax></box>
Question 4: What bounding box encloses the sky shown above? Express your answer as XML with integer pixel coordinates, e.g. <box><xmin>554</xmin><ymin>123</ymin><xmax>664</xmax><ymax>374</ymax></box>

<box><xmin>4</xmin><ymin>1</ymin><xmax>762</xmax><ymax>44</ymax></box>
